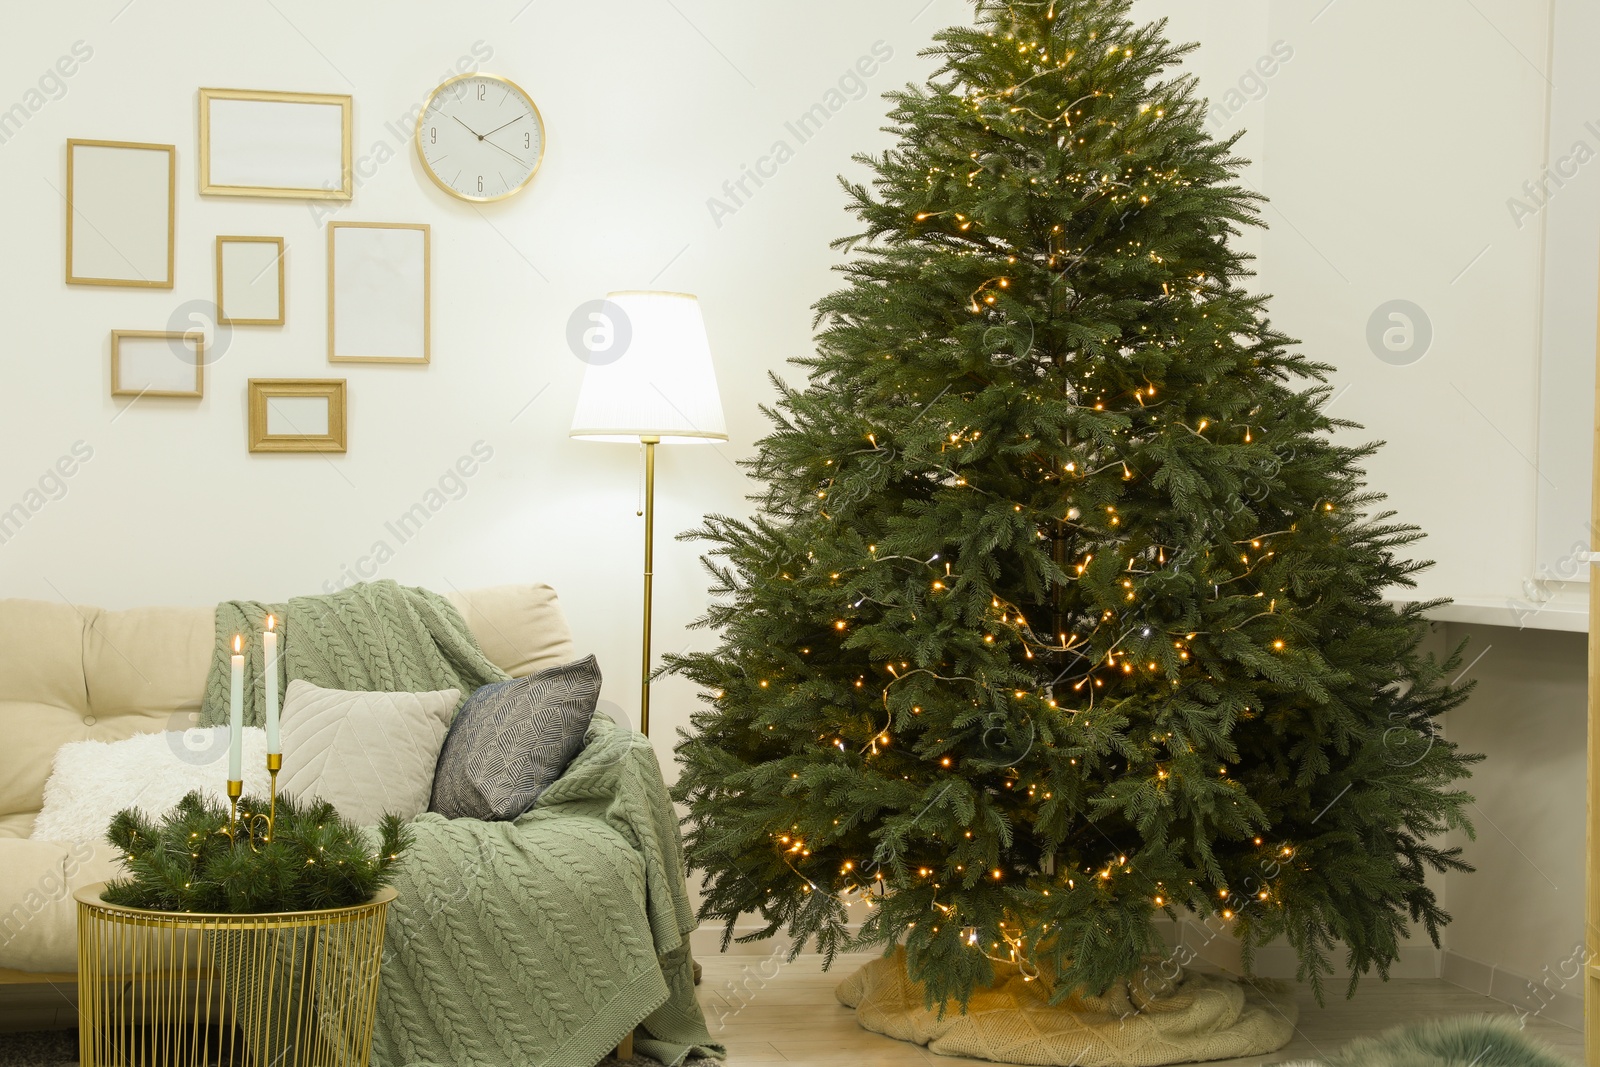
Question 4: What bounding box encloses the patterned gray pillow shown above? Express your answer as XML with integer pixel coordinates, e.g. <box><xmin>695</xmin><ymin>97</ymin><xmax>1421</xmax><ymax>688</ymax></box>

<box><xmin>428</xmin><ymin>655</ymin><xmax>601</xmax><ymax>821</ymax></box>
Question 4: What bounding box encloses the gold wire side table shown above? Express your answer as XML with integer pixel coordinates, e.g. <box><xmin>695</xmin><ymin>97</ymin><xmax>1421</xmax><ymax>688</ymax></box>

<box><xmin>74</xmin><ymin>883</ymin><xmax>396</xmax><ymax>1067</ymax></box>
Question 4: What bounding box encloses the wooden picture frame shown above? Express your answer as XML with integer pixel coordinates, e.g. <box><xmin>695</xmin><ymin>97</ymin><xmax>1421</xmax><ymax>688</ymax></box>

<box><xmin>111</xmin><ymin>330</ymin><xmax>204</xmax><ymax>398</ymax></box>
<box><xmin>327</xmin><ymin>222</ymin><xmax>431</xmax><ymax>365</ymax></box>
<box><xmin>248</xmin><ymin>379</ymin><xmax>347</xmax><ymax>453</ymax></box>
<box><xmin>216</xmin><ymin>236</ymin><xmax>285</xmax><ymax>325</ymax></box>
<box><xmin>199</xmin><ymin>88</ymin><xmax>352</xmax><ymax>200</ymax></box>
<box><xmin>66</xmin><ymin>139</ymin><xmax>176</xmax><ymax>288</ymax></box>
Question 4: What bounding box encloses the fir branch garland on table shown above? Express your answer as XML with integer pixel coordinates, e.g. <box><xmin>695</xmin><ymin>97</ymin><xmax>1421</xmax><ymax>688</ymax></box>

<box><xmin>668</xmin><ymin>0</ymin><xmax>1480</xmax><ymax>1010</ymax></box>
<box><xmin>103</xmin><ymin>790</ymin><xmax>411</xmax><ymax>913</ymax></box>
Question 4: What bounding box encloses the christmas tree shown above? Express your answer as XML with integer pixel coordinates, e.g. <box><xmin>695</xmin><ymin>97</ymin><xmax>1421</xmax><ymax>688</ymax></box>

<box><xmin>668</xmin><ymin>0</ymin><xmax>1478</xmax><ymax>1006</ymax></box>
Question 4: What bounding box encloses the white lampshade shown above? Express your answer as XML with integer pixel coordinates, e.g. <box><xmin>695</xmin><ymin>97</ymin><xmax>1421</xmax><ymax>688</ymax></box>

<box><xmin>570</xmin><ymin>291</ymin><xmax>728</xmax><ymax>443</ymax></box>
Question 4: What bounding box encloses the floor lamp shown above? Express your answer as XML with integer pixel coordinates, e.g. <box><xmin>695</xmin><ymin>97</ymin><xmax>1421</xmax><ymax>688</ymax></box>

<box><xmin>570</xmin><ymin>291</ymin><xmax>727</xmax><ymax>736</ymax></box>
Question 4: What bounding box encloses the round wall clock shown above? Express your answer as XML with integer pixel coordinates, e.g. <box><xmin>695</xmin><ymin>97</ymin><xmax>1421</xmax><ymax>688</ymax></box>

<box><xmin>415</xmin><ymin>73</ymin><xmax>545</xmax><ymax>203</ymax></box>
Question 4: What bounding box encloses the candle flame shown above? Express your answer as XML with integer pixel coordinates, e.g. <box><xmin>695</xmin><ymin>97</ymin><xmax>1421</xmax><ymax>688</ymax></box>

<box><xmin>266</xmin><ymin>614</ymin><xmax>276</xmax><ymax>632</ymax></box>
<box><xmin>233</xmin><ymin>635</ymin><xmax>243</xmax><ymax>654</ymax></box>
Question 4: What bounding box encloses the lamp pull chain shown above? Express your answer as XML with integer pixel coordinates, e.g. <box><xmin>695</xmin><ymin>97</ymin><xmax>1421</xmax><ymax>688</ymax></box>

<box><xmin>637</xmin><ymin>441</ymin><xmax>646</xmax><ymax>517</ymax></box>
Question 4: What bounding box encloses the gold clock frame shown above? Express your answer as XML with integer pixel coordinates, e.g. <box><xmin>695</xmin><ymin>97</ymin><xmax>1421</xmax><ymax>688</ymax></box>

<box><xmin>414</xmin><ymin>72</ymin><xmax>546</xmax><ymax>204</ymax></box>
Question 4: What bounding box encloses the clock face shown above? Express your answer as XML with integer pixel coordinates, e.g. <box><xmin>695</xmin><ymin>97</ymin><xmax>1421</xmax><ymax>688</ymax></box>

<box><xmin>416</xmin><ymin>74</ymin><xmax>545</xmax><ymax>202</ymax></box>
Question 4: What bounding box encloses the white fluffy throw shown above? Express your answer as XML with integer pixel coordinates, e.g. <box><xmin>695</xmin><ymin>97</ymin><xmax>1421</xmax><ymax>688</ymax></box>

<box><xmin>31</xmin><ymin>727</ymin><xmax>272</xmax><ymax>844</ymax></box>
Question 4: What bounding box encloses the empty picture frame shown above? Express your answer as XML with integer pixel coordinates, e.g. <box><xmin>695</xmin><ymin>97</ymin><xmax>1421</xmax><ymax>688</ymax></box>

<box><xmin>216</xmin><ymin>236</ymin><xmax>285</xmax><ymax>325</ymax></box>
<box><xmin>328</xmin><ymin>222</ymin><xmax>430</xmax><ymax>364</ymax></box>
<box><xmin>248</xmin><ymin>379</ymin><xmax>347</xmax><ymax>453</ymax></box>
<box><xmin>199</xmin><ymin>88</ymin><xmax>352</xmax><ymax>199</ymax></box>
<box><xmin>66</xmin><ymin>140</ymin><xmax>175</xmax><ymax>288</ymax></box>
<box><xmin>111</xmin><ymin>330</ymin><xmax>204</xmax><ymax>398</ymax></box>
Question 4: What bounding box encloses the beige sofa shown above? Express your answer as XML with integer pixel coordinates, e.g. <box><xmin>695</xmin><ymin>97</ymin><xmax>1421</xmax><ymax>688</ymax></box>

<box><xmin>0</xmin><ymin>584</ymin><xmax>574</xmax><ymax>1029</ymax></box>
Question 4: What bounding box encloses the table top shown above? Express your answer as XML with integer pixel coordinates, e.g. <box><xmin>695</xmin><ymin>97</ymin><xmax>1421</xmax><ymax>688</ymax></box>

<box><xmin>72</xmin><ymin>881</ymin><xmax>397</xmax><ymax>920</ymax></box>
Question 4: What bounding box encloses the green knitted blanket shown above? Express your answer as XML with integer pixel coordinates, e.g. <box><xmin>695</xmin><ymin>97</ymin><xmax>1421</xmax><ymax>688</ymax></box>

<box><xmin>200</xmin><ymin>581</ymin><xmax>723</xmax><ymax>1066</ymax></box>
<box><xmin>200</xmin><ymin>580</ymin><xmax>506</xmax><ymax>724</ymax></box>
<box><xmin>373</xmin><ymin>714</ymin><xmax>723</xmax><ymax>1067</ymax></box>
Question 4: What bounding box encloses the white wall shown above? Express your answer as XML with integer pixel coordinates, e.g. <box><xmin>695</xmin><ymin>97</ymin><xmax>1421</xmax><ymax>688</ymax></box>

<box><xmin>0</xmin><ymin>0</ymin><xmax>975</xmax><ymax>755</ymax></box>
<box><xmin>1535</xmin><ymin>0</ymin><xmax>1600</xmax><ymax>593</ymax></box>
<box><xmin>1264</xmin><ymin>1</ymin><xmax>1572</xmax><ymax>628</ymax></box>
<box><xmin>1441</xmin><ymin>621</ymin><xmax>1587</xmax><ymax>1029</ymax></box>
<box><xmin>0</xmin><ymin>0</ymin><xmax>1585</xmax><ymax>1019</ymax></box>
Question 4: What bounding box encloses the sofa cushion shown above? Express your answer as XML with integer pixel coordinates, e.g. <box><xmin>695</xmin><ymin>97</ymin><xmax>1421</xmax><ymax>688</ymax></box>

<box><xmin>279</xmin><ymin>681</ymin><xmax>459</xmax><ymax>826</ymax></box>
<box><xmin>0</xmin><ymin>836</ymin><xmax>125</xmax><ymax>973</ymax></box>
<box><xmin>447</xmin><ymin>584</ymin><xmax>575</xmax><ymax>678</ymax></box>
<box><xmin>0</xmin><ymin>601</ymin><xmax>93</xmax><ymax>821</ymax></box>
<box><xmin>430</xmin><ymin>656</ymin><xmax>600</xmax><ymax>822</ymax></box>
<box><xmin>0</xmin><ymin>601</ymin><xmax>217</xmax><ymax>822</ymax></box>
<box><xmin>82</xmin><ymin>605</ymin><xmax>213</xmax><ymax>739</ymax></box>
<box><xmin>0</xmin><ymin>813</ymin><xmax>37</xmax><ymax>839</ymax></box>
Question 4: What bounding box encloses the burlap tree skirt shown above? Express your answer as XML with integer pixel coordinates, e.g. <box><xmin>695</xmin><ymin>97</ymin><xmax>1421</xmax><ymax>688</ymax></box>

<box><xmin>836</xmin><ymin>948</ymin><xmax>1297</xmax><ymax>1066</ymax></box>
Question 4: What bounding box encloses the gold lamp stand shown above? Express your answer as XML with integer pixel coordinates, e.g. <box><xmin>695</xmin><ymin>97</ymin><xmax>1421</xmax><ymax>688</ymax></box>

<box><xmin>640</xmin><ymin>436</ymin><xmax>658</xmax><ymax>737</ymax></box>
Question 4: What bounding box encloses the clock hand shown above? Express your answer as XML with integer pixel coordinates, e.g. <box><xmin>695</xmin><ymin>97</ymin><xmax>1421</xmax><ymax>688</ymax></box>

<box><xmin>452</xmin><ymin>115</ymin><xmax>486</xmax><ymax>140</ymax></box>
<box><xmin>480</xmin><ymin>115</ymin><xmax>526</xmax><ymax>139</ymax></box>
<box><xmin>481</xmin><ymin>137</ymin><xmax>529</xmax><ymax>169</ymax></box>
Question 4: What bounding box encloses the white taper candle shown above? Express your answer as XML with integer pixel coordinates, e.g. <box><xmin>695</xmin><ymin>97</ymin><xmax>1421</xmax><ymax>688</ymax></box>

<box><xmin>263</xmin><ymin>616</ymin><xmax>280</xmax><ymax>755</ymax></box>
<box><xmin>228</xmin><ymin>635</ymin><xmax>244</xmax><ymax>782</ymax></box>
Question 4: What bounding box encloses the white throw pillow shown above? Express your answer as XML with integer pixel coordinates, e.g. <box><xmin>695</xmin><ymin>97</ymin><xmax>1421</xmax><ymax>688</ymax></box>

<box><xmin>32</xmin><ymin>727</ymin><xmax>272</xmax><ymax>844</ymax></box>
<box><xmin>279</xmin><ymin>680</ymin><xmax>460</xmax><ymax>826</ymax></box>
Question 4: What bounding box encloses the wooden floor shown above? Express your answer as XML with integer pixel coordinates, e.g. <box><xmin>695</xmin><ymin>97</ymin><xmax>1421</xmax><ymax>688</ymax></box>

<box><xmin>697</xmin><ymin>953</ymin><xmax>1584</xmax><ymax>1066</ymax></box>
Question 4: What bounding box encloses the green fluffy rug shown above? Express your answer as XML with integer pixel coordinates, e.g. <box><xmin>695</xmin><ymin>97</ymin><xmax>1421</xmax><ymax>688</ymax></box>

<box><xmin>1280</xmin><ymin>1016</ymin><xmax>1570</xmax><ymax>1067</ymax></box>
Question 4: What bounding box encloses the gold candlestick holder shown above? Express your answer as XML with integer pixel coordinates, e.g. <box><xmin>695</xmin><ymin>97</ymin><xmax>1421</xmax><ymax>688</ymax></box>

<box><xmin>265</xmin><ymin>752</ymin><xmax>281</xmax><ymax>837</ymax></box>
<box><xmin>219</xmin><ymin>754</ymin><xmax>282</xmax><ymax>852</ymax></box>
<box><xmin>218</xmin><ymin>778</ymin><xmax>245</xmax><ymax>847</ymax></box>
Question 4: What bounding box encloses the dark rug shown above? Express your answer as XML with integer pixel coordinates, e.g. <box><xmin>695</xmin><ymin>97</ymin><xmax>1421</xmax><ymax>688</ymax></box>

<box><xmin>0</xmin><ymin>1031</ymin><xmax>74</xmax><ymax>1067</ymax></box>
<box><xmin>0</xmin><ymin>1031</ymin><xmax>714</xmax><ymax>1067</ymax></box>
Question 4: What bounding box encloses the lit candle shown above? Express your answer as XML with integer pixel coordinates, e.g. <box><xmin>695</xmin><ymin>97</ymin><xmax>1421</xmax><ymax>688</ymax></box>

<box><xmin>228</xmin><ymin>635</ymin><xmax>244</xmax><ymax>782</ymax></box>
<box><xmin>263</xmin><ymin>615</ymin><xmax>280</xmax><ymax>755</ymax></box>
